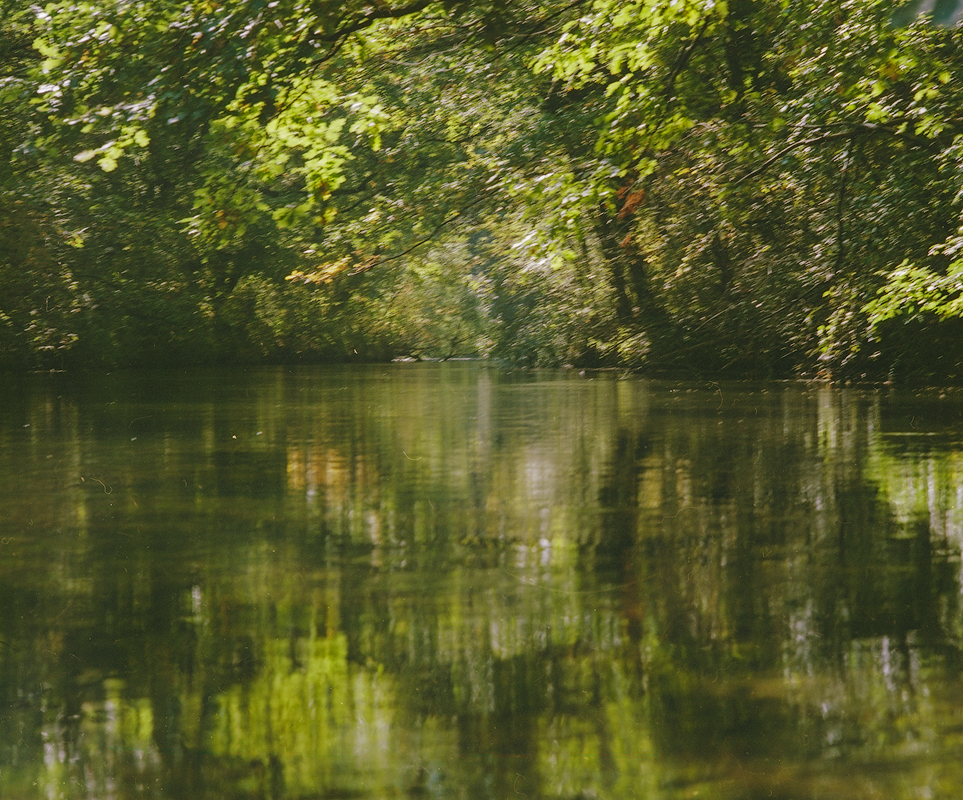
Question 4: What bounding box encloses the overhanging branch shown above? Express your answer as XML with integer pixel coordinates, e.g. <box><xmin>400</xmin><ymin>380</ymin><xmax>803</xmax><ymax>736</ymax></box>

<box><xmin>368</xmin><ymin>193</ymin><xmax>489</xmax><ymax>267</ymax></box>
<box><xmin>733</xmin><ymin>122</ymin><xmax>939</xmax><ymax>186</ymax></box>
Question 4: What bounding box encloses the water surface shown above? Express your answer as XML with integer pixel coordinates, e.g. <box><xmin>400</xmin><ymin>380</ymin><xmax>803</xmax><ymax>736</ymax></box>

<box><xmin>2</xmin><ymin>363</ymin><xmax>962</xmax><ymax>799</ymax></box>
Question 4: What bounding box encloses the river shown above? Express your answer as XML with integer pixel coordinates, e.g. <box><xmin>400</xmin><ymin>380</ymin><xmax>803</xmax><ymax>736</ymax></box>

<box><xmin>1</xmin><ymin>363</ymin><xmax>962</xmax><ymax>799</ymax></box>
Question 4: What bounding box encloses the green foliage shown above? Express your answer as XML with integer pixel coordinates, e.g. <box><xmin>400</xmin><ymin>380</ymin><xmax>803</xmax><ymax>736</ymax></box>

<box><xmin>3</xmin><ymin>0</ymin><xmax>963</xmax><ymax>380</ymax></box>
<box><xmin>867</xmin><ymin>260</ymin><xmax>963</xmax><ymax>323</ymax></box>
<box><xmin>522</xmin><ymin>0</ymin><xmax>963</xmax><ymax>379</ymax></box>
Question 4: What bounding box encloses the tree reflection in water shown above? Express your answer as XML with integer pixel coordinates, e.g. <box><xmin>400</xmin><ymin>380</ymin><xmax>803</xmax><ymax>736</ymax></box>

<box><xmin>0</xmin><ymin>365</ymin><xmax>961</xmax><ymax>799</ymax></box>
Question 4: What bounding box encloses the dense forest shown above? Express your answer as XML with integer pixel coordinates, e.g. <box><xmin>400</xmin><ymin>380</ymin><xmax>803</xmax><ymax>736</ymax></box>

<box><xmin>2</xmin><ymin>0</ymin><xmax>963</xmax><ymax>381</ymax></box>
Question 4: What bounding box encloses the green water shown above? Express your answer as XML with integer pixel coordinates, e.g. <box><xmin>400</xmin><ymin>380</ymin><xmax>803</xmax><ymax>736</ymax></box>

<box><xmin>1</xmin><ymin>363</ymin><xmax>962</xmax><ymax>799</ymax></box>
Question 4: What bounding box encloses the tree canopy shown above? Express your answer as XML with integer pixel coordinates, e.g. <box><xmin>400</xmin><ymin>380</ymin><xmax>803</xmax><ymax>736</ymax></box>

<box><xmin>3</xmin><ymin>0</ymin><xmax>963</xmax><ymax>380</ymax></box>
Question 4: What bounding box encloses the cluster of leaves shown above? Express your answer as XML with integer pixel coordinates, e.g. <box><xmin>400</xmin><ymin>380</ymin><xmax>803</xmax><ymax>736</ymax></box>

<box><xmin>2</xmin><ymin>0</ymin><xmax>963</xmax><ymax>379</ymax></box>
<box><xmin>525</xmin><ymin>0</ymin><xmax>963</xmax><ymax>380</ymax></box>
